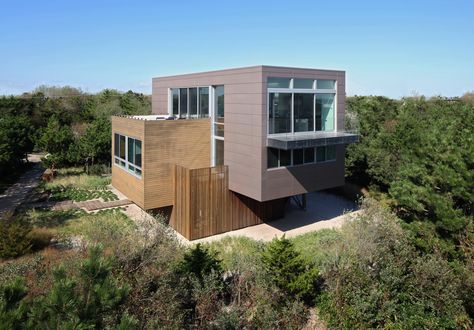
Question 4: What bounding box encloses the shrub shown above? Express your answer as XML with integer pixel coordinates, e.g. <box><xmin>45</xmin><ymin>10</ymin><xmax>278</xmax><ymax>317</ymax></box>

<box><xmin>1</xmin><ymin>245</ymin><xmax>137</xmax><ymax>329</ymax></box>
<box><xmin>0</xmin><ymin>215</ymin><xmax>32</xmax><ymax>260</ymax></box>
<box><xmin>262</xmin><ymin>235</ymin><xmax>320</xmax><ymax>304</ymax></box>
<box><xmin>318</xmin><ymin>200</ymin><xmax>471</xmax><ymax>329</ymax></box>
<box><xmin>88</xmin><ymin>163</ymin><xmax>111</xmax><ymax>176</ymax></box>
<box><xmin>27</xmin><ymin>227</ymin><xmax>55</xmax><ymax>251</ymax></box>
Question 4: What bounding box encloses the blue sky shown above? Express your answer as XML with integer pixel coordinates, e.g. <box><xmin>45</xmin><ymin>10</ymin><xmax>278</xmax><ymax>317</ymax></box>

<box><xmin>1</xmin><ymin>0</ymin><xmax>473</xmax><ymax>98</ymax></box>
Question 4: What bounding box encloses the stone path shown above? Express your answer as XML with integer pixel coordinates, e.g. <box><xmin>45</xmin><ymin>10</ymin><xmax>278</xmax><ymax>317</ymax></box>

<box><xmin>0</xmin><ymin>162</ymin><xmax>44</xmax><ymax>218</ymax></box>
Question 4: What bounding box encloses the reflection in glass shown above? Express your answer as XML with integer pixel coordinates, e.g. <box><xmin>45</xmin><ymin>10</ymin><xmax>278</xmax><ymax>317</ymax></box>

<box><xmin>189</xmin><ymin>88</ymin><xmax>197</xmax><ymax>116</ymax></box>
<box><xmin>215</xmin><ymin>139</ymin><xmax>224</xmax><ymax>166</ymax></box>
<box><xmin>317</xmin><ymin>80</ymin><xmax>336</xmax><ymax>89</ymax></box>
<box><xmin>269</xmin><ymin>93</ymin><xmax>292</xmax><ymax>134</ymax></box>
<box><xmin>316</xmin><ymin>93</ymin><xmax>335</xmax><ymax>131</ymax></box>
<box><xmin>215</xmin><ymin>86</ymin><xmax>224</xmax><ymax>119</ymax></box>
<box><xmin>199</xmin><ymin>87</ymin><xmax>209</xmax><ymax>117</ymax></box>
<box><xmin>172</xmin><ymin>89</ymin><xmax>179</xmax><ymax>115</ymax></box>
<box><xmin>293</xmin><ymin>78</ymin><xmax>313</xmax><ymax>89</ymax></box>
<box><xmin>268</xmin><ymin>77</ymin><xmax>291</xmax><ymax>88</ymax></box>
<box><xmin>294</xmin><ymin>93</ymin><xmax>314</xmax><ymax>132</ymax></box>
<box><xmin>316</xmin><ymin>147</ymin><xmax>326</xmax><ymax>162</ymax></box>
<box><xmin>119</xmin><ymin>135</ymin><xmax>126</xmax><ymax>159</ymax></box>
<box><xmin>179</xmin><ymin>88</ymin><xmax>187</xmax><ymax>117</ymax></box>
<box><xmin>135</xmin><ymin>140</ymin><xmax>142</xmax><ymax>167</ymax></box>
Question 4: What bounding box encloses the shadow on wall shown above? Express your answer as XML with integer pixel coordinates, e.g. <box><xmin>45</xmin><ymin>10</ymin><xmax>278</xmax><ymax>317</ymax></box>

<box><xmin>265</xmin><ymin>190</ymin><xmax>358</xmax><ymax>232</ymax></box>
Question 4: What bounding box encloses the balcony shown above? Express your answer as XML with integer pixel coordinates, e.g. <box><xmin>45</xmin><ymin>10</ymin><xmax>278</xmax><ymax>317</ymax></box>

<box><xmin>267</xmin><ymin>131</ymin><xmax>358</xmax><ymax>150</ymax></box>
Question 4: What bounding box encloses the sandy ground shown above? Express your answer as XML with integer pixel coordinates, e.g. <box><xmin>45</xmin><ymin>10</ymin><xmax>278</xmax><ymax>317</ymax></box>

<box><xmin>112</xmin><ymin>185</ymin><xmax>360</xmax><ymax>244</ymax></box>
<box><xmin>192</xmin><ymin>191</ymin><xmax>360</xmax><ymax>244</ymax></box>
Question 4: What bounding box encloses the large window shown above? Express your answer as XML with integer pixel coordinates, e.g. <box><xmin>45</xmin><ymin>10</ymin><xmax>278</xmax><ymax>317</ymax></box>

<box><xmin>267</xmin><ymin>145</ymin><xmax>336</xmax><ymax>169</ymax></box>
<box><xmin>114</xmin><ymin>133</ymin><xmax>142</xmax><ymax>177</ymax></box>
<box><xmin>170</xmin><ymin>87</ymin><xmax>210</xmax><ymax>118</ymax></box>
<box><xmin>268</xmin><ymin>77</ymin><xmax>336</xmax><ymax>134</ymax></box>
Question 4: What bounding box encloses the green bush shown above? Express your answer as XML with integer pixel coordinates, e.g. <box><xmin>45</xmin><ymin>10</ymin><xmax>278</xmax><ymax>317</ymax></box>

<box><xmin>88</xmin><ymin>163</ymin><xmax>111</xmax><ymax>176</ymax></box>
<box><xmin>0</xmin><ymin>245</ymin><xmax>137</xmax><ymax>329</ymax></box>
<box><xmin>262</xmin><ymin>235</ymin><xmax>320</xmax><ymax>304</ymax></box>
<box><xmin>0</xmin><ymin>216</ymin><xmax>32</xmax><ymax>260</ymax></box>
<box><xmin>318</xmin><ymin>200</ymin><xmax>471</xmax><ymax>329</ymax></box>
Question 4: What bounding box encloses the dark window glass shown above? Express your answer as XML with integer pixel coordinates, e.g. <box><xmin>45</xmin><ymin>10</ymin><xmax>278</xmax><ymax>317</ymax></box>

<box><xmin>304</xmin><ymin>148</ymin><xmax>315</xmax><ymax>164</ymax></box>
<box><xmin>215</xmin><ymin>86</ymin><xmax>224</xmax><ymax>120</ymax></box>
<box><xmin>293</xmin><ymin>149</ymin><xmax>304</xmax><ymax>165</ymax></box>
<box><xmin>172</xmin><ymin>89</ymin><xmax>179</xmax><ymax>115</ymax></box>
<box><xmin>119</xmin><ymin>135</ymin><xmax>126</xmax><ymax>159</ymax></box>
<box><xmin>316</xmin><ymin>147</ymin><xmax>326</xmax><ymax>162</ymax></box>
<box><xmin>135</xmin><ymin>140</ymin><xmax>142</xmax><ymax>167</ymax></box>
<box><xmin>294</xmin><ymin>93</ymin><xmax>314</xmax><ymax>132</ymax></box>
<box><xmin>269</xmin><ymin>92</ymin><xmax>292</xmax><ymax>134</ymax></box>
<box><xmin>128</xmin><ymin>137</ymin><xmax>134</xmax><ymax>163</ymax></box>
<box><xmin>326</xmin><ymin>145</ymin><xmax>336</xmax><ymax>161</ymax></box>
<box><xmin>199</xmin><ymin>87</ymin><xmax>209</xmax><ymax>117</ymax></box>
<box><xmin>179</xmin><ymin>88</ymin><xmax>188</xmax><ymax>117</ymax></box>
<box><xmin>189</xmin><ymin>88</ymin><xmax>198</xmax><ymax>116</ymax></box>
<box><xmin>268</xmin><ymin>77</ymin><xmax>291</xmax><ymax>88</ymax></box>
<box><xmin>267</xmin><ymin>148</ymin><xmax>279</xmax><ymax>168</ymax></box>
<box><xmin>294</xmin><ymin>78</ymin><xmax>313</xmax><ymax>89</ymax></box>
<box><xmin>215</xmin><ymin>139</ymin><xmax>224</xmax><ymax>166</ymax></box>
<box><xmin>114</xmin><ymin>133</ymin><xmax>119</xmax><ymax>157</ymax></box>
<box><xmin>280</xmin><ymin>150</ymin><xmax>291</xmax><ymax>166</ymax></box>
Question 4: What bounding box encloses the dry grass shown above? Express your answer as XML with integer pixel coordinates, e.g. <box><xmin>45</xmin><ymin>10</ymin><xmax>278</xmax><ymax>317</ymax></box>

<box><xmin>44</xmin><ymin>167</ymin><xmax>110</xmax><ymax>190</ymax></box>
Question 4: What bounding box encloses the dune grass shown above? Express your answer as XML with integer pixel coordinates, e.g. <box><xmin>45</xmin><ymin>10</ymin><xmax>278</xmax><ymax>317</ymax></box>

<box><xmin>44</xmin><ymin>167</ymin><xmax>111</xmax><ymax>191</ymax></box>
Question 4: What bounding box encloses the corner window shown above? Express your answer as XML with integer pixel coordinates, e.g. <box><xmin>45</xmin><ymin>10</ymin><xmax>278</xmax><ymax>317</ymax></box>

<box><xmin>267</xmin><ymin>77</ymin><xmax>336</xmax><ymax>134</ymax></box>
<box><xmin>114</xmin><ymin>133</ymin><xmax>142</xmax><ymax>177</ymax></box>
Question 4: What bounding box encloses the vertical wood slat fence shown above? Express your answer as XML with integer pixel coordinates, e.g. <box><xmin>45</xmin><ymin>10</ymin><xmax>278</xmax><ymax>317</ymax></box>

<box><xmin>173</xmin><ymin>165</ymin><xmax>287</xmax><ymax>240</ymax></box>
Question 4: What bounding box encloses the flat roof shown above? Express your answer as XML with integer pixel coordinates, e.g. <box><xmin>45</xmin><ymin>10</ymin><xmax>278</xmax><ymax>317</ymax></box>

<box><xmin>267</xmin><ymin>131</ymin><xmax>358</xmax><ymax>150</ymax></box>
<box><xmin>153</xmin><ymin>65</ymin><xmax>345</xmax><ymax>80</ymax></box>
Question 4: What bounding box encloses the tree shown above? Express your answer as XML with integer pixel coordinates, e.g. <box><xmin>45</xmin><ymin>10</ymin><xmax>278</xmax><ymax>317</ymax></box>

<box><xmin>0</xmin><ymin>115</ymin><xmax>34</xmax><ymax>170</ymax></box>
<box><xmin>318</xmin><ymin>200</ymin><xmax>471</xmax><ymax>329</ymax></box>
<box><xmin>79</xmin><ymin>118</ymin><xmax>112</xmax><ymax>169</ymax></box>
<box><xmin>36</xmin><ymin>116</ymin><xmax>76</xmax><ymax>166</ymax></box>
<box><xmin>262</xmin><ymin>235</ymin><xmax>320</xmax><ymax>304</ymax></box>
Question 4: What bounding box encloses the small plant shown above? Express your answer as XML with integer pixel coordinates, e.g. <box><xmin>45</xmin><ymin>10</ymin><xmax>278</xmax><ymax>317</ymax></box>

<box><xmin>50</xmin><ymin>186</ymin><xmax>118</xmax><ymax>202</ymax></box>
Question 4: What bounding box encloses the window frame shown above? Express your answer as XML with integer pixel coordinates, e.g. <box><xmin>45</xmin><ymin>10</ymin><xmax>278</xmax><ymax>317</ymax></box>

<box><xmin>267</xmin><ymin>77</ymin><xmax>337</xmax><ymax>137</ymax></box>
<box><xmin>168</xmin><ymin>86</ymin><xmax>211</xmax><ymax>119</ymax></box>
<box><xmin>114</xmin><ymin>133</ymin><xmax>143</xmax><ymax>178</ymax></box>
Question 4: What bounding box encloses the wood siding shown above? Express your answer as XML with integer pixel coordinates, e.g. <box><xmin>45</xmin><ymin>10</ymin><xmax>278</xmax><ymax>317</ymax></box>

<box><xmin>143</xmin><ymin>118</ymin><xmax>211</xmax><ymax>209</ymax></box>
<box><xmin>112</xmin><ymin>117</ymin><xmax>211</xmax><ymax>210</ymax></box>
<box><xmin>173</xmin><ymin>165</ymin><xmax>287</xmax><ymax>240</ymax></box>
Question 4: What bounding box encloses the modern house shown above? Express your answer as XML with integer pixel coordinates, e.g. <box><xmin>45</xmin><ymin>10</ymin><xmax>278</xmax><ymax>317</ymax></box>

<box><xmin>111</xmin><ymin>65</ymin><xmax>358</xmax><ymax>240</ymax></box>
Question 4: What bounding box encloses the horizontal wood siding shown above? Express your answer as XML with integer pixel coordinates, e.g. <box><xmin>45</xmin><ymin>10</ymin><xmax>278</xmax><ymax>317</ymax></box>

<box><xmin>174</xmin><ymin>164</ymin><xmax>287</xmax><ymax>240</ymax></box>
<box><xmin>143</xmin><ymin>119</ymin><xmax>211</xmax><ymax>209</ymax></box>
